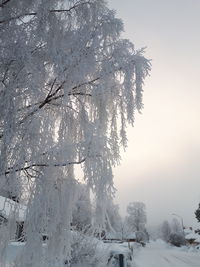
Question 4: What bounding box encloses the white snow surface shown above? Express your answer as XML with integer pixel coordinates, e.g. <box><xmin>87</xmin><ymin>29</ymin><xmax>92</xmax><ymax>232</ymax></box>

<box><xmin>185</xmin><ymin>232</ymin><xmax>200</xmax><ymax>240</ymax></box>
<box><xmin>7</xmin><ymin>239</ymin><xmax>200</xmax><ymax>267</ymax></box>
<box><xmin>6</xmin><ymin>240</ymin><xmax>134</xmax><ymax>267</ymax></box>
<box><xmin>135</xmin><ymin>240</ymin><xmax>200</xmax><ymax>267</ymax></box>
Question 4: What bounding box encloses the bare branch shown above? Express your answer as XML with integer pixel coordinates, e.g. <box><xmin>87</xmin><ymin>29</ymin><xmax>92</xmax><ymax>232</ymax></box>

<box><xmin>0</xmin><ymin>77</ymin><xmax>96</xmax><ymax>139</ymax></box>
<box><xmin>0</xmin><ymin>12</ymin><xmax>37</xmax><ymax>24</ymax></box>
<box><xmin>0</xmin><ymin>0</ymin><xmax>12</xmax><ymax>8</ymax></box>
<box><xmin>1</xmin><ymin>60</ymin><xmax>14</xmax><ymax>86</ymax></box>
<box><xmin>0</xmin><ymin>1</ymin><xmax>91</xmax><ymax>24</ymax></box>
<box><xmin>4</xmin><ymin>157</ymin><xmax>86</xmax><ymax>176</ymax></box>
<box><xmin>18</xmin><ymin>77</ymin><xmax>97</xmax><ymax>124</ymax></box>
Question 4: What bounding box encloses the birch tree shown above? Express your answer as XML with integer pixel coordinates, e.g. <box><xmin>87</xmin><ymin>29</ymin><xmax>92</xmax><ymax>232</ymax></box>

<box><xmin>0</xmin><ymin>0</ymin><xmax>150</xmax><ymax>265</ymax></box>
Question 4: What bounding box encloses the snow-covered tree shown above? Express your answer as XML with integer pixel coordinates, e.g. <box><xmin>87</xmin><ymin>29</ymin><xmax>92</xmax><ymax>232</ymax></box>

<box><xmin>126</xmin><ymin>202</ymin><xmax>147</xmax><ymax>232</ymax></box>
<box><xmin>72</xmin><ymin>183</ymin><xmax>92</xmax><ymax>231</ymax></box>
<box><xmin>161</xmin><ymin>220</ymin><xmax>171</xmax><ymax>242</ymax></box>
<box><xmin>105</xmin><ymin>198</ymin><xmax>121</xmax><ymax>235</ymax></box>
<box><xmin>125</xmin><ymin>202</ymin><xmax>148</xmax><ymax>243</ymax></box>
<box><xmin>171</xmin><ymin>218</ymin><xmax>182</xmax><ymax>234</ymax></box>
<box><xmin>169</xmin><ymin>232</ymin><xmax>186</xmax><ymax>247</ymax></box>
<box><xmin>0</xmin><ymin>0</ymin><xmax>150</xmax><ymax>265</ymax></box>
<box><xmin>168</xmin><ymin>218</ymin><xmax>185</xmax><ymax>247</ymax></box>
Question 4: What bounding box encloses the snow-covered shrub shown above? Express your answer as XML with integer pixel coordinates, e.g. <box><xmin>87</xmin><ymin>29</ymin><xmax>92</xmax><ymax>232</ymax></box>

<box><xmin>135</xmin><ymin>231</ymin><xmax>149</xmax><ymax>244</ymax></box>
<box><xmin>169</xmin><ymin>232</ymin><xmax>186</xmax><ymax>247</ymax></box>
<box><xmin>70</xmin><ymin>232</ymin><xmax>109</xmax><ymax>267</ymax></box>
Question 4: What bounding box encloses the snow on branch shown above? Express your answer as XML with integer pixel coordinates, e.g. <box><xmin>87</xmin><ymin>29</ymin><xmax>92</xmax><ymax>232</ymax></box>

<box><xmin>0</xmin><ymin>1</ymin><xmax>92</xmax><ymax>24</ymax></box>
<box><xmin>3</xmin><ymin>157</ymin><xmax>86</xmax><ymax>176</ymax></box>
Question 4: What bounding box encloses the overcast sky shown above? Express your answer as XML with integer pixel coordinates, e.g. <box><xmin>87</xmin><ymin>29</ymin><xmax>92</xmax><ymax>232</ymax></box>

<box><xmin>108</xmin><ymin>0</ymin><xmax>200</xmax><ymax>228</ymax></box>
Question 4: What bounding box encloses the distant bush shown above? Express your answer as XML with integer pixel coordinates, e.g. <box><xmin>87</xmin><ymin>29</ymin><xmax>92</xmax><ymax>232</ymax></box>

<box><xmin>135</xmin><ymin>230</ymin><xmax>149</xmax><ymax>243</ymax></box>
<box><xmin>169</xmin><ymin>232</ymin><xmax>186</xmax><ymax>247</ymax></box>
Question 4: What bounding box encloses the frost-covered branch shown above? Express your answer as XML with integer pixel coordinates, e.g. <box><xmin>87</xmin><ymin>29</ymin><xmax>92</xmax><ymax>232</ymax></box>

<box><xmin>0</xmin><ymin>1</ymin><xmax>92</xmax><ymax>24</ymax></box>
<box><xmin>0</xmin><ymin>0</ymin><xmax>12</xmax><ymax>8</ymax></box>
<box><xmin>4</xmin><ymin>158</ymin><xmax>86</xmax><ymax>176</ymax></box>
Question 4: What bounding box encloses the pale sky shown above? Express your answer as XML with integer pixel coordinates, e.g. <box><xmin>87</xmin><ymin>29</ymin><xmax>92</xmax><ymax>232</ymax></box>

<box><xmin>108</xmin><ymin>0</ymin><xmax>200</xmax><ymax>228</ymax></box>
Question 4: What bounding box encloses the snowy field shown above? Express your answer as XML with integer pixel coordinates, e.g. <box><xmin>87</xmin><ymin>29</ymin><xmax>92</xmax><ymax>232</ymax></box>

<box><xmin>134</xmin><ymin>240</ymin><xmax>200</xmax><ymax>267</ymax></box>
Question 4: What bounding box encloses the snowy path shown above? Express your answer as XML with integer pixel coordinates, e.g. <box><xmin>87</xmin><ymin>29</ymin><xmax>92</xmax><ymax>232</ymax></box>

<box><xmin>134</xmin><ymin>241</ymin><xmax>200</xmax><ymax>267</ymax></box>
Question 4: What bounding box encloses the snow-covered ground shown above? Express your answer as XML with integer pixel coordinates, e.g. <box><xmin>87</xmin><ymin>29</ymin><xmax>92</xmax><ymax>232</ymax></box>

<box><xmin>135</xmin><ymin>240</ymin><xmax>200</xmax><ymax>267</ymax></box>
<box><xmin>5</xmin><ymin>240</ymin><xmax>134</xmax><ymax>267</ymax></box>
<box><xmin>6</xmin><ymin>239</ymin><xmax>200</xmax><ymax>267</ymax></box>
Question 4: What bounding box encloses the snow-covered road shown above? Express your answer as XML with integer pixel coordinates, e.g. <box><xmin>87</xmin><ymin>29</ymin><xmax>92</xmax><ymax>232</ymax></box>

<box><xmin>134</xmin><ymin>241</ymin><xmax>200</xmax><ymax>267</ymax></box>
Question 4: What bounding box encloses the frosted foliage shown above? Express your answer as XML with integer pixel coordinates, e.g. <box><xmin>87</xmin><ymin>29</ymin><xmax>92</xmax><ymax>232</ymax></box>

<box><xmin>72</xmin><ymin>184</ymin><xmax>92</xmax><ymax>231</ymax></box>
<box><xmin>126</xmin><ymin>202</ymin><xmax>147</xmax><ymax>232</ymax></box>
<box><xmin>105</xmin><ymin>197</ymin><xmax>121</xmax><ymax>234</ymax></box>
<box><xmin>70</xmin><ymin>233</ymin><xmax>109</xmax><ymax>266</ymax></box>
<box><xmin>0</xmin><ymin>0</ymin><xmax>150</xmax><ymax>265</ymax></box>
<box><xmin>161</xmin><ymin>220</ymin><xmax>171</xmax><ymax>242</ymax></box>
<box><xmin>171</xmin><ymin>218</ymin><xmax>182</xmax><ymax>234</ymax></box>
